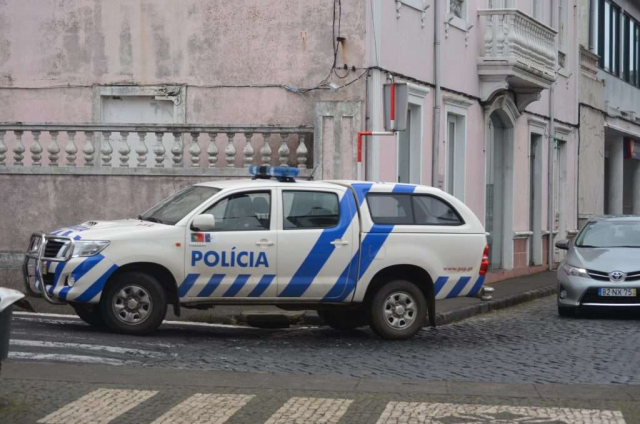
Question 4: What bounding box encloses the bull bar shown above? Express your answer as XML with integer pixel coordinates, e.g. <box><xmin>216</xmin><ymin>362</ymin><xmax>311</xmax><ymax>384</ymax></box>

<box><xmin>22</xmin><ymin>231</ymin><xmax>75</xmax><ymax>305</ymax></box>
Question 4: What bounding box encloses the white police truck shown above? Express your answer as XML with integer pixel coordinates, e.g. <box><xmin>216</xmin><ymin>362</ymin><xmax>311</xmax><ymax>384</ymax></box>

<box><xmin>23</xmin><ymin>166</ymin><xmax>489</xmax><ymax>340</ymax></box>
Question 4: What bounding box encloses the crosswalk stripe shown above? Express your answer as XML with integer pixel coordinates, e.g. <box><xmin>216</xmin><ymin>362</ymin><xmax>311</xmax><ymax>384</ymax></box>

<box><xmin>374</xmin><ymin>402</ymin><xmax>627</xmax><ymax>424</ymax></box>
<box><xmin>37</xmin><ymin>388</ymin><xmax>157</xmax><ymax>424</ymax></box>
<box><xmin>264</xmin><ymin>397</ymin><xmax>353</xmax><ymax>424</ymax></box>
<box><xmin>151</xmin><ymin>394</ymin><xmax>254</xmax><ymax>424</ymax></box>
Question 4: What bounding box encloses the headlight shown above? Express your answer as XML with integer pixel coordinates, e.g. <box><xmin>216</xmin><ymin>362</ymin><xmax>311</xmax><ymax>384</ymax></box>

<box><xmin>29</xmin><ymin>237</ymin><xmax>42</xmax><ymax>253</ymax></box>
<box><xmin>563</xmin><ymin>263</ymin><xmax>589</xmax><ymax>278</ymax></box>
<box><xmin>72</xmin><ymin>240</ymin><xmax>110</xmax><ymax>257</ymax></box>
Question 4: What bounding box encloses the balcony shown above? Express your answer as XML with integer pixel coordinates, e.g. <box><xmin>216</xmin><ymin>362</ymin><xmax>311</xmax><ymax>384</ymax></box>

<box><xmin>478</xmin><ymin>9</ymin><xmax>557</xmax><ymax>112</ymax></box>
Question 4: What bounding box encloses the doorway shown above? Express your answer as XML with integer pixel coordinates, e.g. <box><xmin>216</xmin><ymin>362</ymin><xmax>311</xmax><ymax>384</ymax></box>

<box><xmin>529</xmin><ymin>134</ymin><xmax>543</xmax><ymax>265</ymax></box>
<box><xmin>397</xmin><ymin>104</ymin><xmax>422</xmax><ymax>184</ymax></box>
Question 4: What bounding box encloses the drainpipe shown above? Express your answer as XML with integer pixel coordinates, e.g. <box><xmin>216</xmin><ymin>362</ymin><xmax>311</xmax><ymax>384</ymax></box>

<box><xmin>431</xmin><ymin>0</ymin><xmax>441</xmax><ymax>188</ymax></box>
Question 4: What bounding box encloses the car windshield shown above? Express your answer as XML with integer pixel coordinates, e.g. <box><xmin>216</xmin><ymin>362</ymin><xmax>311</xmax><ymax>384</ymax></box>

<box><xmin>574</xmin><ymin>220</ymin><xmax>640</xmax><ymax>248</ymax></box>
<box><xmin>138</xmin><ymin>186</ymin><xmax>220</xmax><ymax>226</ymax></box>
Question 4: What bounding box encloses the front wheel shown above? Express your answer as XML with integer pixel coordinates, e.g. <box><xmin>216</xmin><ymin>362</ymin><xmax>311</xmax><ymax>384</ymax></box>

<box><xmin>100</xmin><ymin>272</ymin><xmax>167</xmax><ymax>335</ymax></box>
<box><xmin>369</xmin><ymin>280</ymin><xmax>427</xmax><ymax>340</ymax></box>
<box><xmin>70</xmin><ymin>303</ymin><xmax>105</xmax><ymax>328</ymax></box>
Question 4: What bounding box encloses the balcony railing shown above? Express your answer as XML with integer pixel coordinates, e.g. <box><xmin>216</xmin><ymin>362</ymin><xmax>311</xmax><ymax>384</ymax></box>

<box><xmin>0</xmin><ymin>123</ymin><xmax>313</xmax><ymax>176</ymax></box>
<box><xmin>478</xmin><ymin>8</ymin><xmax>557</xmax><ymax>84</ymax></box>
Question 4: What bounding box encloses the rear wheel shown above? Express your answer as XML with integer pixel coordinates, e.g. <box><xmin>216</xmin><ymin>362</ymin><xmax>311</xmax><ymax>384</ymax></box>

<box><xmin>70</xmin><ymin>303</ymin><xmax>105</xmax><ymax>328</ymax></box>
<box><xmin>369</xmin><ymin>280</ymin><xmax>426</xmax><ymax>340</ymax></box>
<box><xmin>317</xmin><ymin>309</ymin><xmax>368</xmax><ymax>331</ymax></box>
<box><xmin>558</xmin><ymin>305</ymin><xmax>577</xmax><ymax>317</ymax></box>
<box><xmin>100</xmin><ymin>272</ymin><xmax>167</xmax><ymax>335</ymax></box>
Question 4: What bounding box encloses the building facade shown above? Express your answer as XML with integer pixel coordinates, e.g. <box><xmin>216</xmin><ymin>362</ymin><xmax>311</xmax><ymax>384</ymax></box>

<box><xmin>1</xmin><ymin>0</ymin><xmax>588</xmax><ymax>286</ymax></box>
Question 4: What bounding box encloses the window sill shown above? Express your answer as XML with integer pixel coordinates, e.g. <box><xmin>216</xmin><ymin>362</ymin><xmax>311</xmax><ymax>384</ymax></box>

<box><xmin>446</xmin><ymin>14</ymin><xmax>469</xmax><ymax>32</ymax></box>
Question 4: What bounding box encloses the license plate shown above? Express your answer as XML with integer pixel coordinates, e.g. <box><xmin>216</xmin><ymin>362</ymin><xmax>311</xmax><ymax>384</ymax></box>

<box><xmin>598</xmin><ymin>288</ymin><xmax>637</xmax><ymax>297</ymax></box>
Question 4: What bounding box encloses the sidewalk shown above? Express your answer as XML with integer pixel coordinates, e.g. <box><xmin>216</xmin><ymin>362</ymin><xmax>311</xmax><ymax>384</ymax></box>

<box><xmin>19</xmin><ymin>271</ymin><xmax>557</xmax><ymax>328</ymax></box>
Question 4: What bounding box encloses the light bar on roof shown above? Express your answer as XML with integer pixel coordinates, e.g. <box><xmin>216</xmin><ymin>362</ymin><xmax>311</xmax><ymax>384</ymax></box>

<box><xmin>249</xmin><ymin>165</ymin><xmax>299</xmax><ymax>179</ymax></box>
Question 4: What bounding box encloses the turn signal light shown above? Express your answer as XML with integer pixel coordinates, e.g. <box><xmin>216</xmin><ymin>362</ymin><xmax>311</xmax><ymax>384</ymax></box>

<box><xmin>479</xmin><ymin>244</ymin><xmax>490</xmax><ymax>276</ymax></box>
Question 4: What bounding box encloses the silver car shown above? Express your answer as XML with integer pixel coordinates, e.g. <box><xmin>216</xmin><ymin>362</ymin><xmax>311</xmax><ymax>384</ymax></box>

<box><xmin>555</xmin><ymin>216</ymin><xmax>640</xmax><ymax>317</ymax></box>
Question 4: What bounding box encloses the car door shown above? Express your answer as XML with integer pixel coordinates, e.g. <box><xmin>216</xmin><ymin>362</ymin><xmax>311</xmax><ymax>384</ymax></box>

<box><xmin>277</xmin><ymin>186</ymin><xmax>358</xmax><ymax>300</ymax></box>
<box><xmin>182</xmin><ymin>188</ymin><xmax>278</xmax><ymax>301</ymax></box>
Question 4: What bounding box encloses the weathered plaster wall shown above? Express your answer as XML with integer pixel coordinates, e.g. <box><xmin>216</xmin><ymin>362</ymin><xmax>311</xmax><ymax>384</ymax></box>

<box><xmin>0</xmin><ymin>0</ymin><xmax>367</xmax><ymax>125</ymax></box>
<box><xmin>578</xmin><ymin>106</ymin><xmax>606</xmax><ymax>222</ymax></box>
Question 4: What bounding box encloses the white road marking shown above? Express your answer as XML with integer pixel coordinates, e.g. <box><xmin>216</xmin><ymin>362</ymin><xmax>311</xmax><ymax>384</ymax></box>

<box><xmin>375</xmin><ymin>402</ymin><xmax>626</xmax><ymax>424</ymax></box>
<box><xmin>8</xmin><ymin>351</ymin><xmax>136</xmax><ymax>366</ymax></box>
<box><xmin>264</xmin><ymin>397</ymin><xmax>353</xmax><ymax>424</ymax></box>
<box><xmin>151</xmin><ymin>393</ymin><xmax>254</xmax><ymax>424</ymax></box>
<box><xmin>38</xmin><ymin>388</ymin><xmax>157</xmax><ymax>424</ymax></box>
<box><xmin>10</xmin><ymin>339</ymin><xmax>165</xmax><ymax>358</ymax></box>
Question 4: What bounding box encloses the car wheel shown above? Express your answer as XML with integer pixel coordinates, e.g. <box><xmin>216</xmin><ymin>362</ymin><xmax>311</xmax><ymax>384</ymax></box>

<box><xmin>70</xmin><ymin>303</ymin><xmax>105</xmax><ymax>328</ymax></box>
<box><xmin>317</xmin><ymin>309</ymin><xmax>368</xmax><ymax>331</ymax></box>
<box><xmin>100</xmin><ymin>272</ymin><xmax>167</xmax><ymax>335</ymax></box>
<box><xmin>558</xmin><ymin>305</ymin><xmax>577</xmax><ymax>317</ymax></box>
<box><xmin>369</xmin><ymin>280</ymin><xmax>426</xmax><ymax>340</ymax></box>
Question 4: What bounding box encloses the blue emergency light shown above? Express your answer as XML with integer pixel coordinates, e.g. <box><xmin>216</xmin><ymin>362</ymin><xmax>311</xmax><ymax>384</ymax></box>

<box><xmin>249</xmin><ymin>165</ymin><xmax>299</xmax><ymax>182</ymax></box>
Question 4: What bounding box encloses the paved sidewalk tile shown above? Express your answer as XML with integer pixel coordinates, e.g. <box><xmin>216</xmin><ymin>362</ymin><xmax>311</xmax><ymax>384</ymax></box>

<box><xmin>37</xmin><ymin>388</ymin><xmax>157</xmax><ymax>424</ymax></box>
<box><xmin>151</xmin><ymin>393</ymin><xmax>254</xmax><ymax>424</ymax></box>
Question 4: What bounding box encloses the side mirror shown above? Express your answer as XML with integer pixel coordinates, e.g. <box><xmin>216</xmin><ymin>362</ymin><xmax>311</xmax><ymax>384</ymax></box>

<box><xmin>555</xmin><ymin>239</ymin><xmax>569</xmax><ymax>250</ymax></box>
<box><xmin>192</xmin><ymin>214</ymin><xmax>215</xmax><ymax>232</ymax></box>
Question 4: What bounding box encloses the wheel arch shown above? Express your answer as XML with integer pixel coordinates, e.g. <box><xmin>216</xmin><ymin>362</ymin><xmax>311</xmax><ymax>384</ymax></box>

<box><xmin>363</xmin><ymin>264</ymin><xmax>436</xmax><ymax>327</ymax></box>
<box><xmin>105</xmin><ymin>262</ymin><xmax>181</xmax><ymax>316</ymax></box>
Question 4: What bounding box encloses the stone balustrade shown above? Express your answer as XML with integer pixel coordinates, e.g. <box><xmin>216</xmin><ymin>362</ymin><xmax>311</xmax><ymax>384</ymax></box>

<box><xmin>478</xmin><ymin>8</ymin><xmax>557</xmax><ymax>82</ymax></box>
<box><xmin>0</xmin><ymin>123</ymin><xmax>313</xmax><ymax>176</ymax></box>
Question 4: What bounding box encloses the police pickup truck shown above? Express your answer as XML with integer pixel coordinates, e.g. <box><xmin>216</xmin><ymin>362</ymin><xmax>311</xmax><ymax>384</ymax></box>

<box><xmin>24</xmin><ymin>166</ymin><xmax>489</xmax><ymax>340</ymax></box>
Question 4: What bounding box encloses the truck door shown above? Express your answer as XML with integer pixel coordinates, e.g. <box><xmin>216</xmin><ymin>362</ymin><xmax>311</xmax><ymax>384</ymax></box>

<box><xmin>277</xmin><ymin>187</ymin><xmax>358</xmax><ymax>300</ymax></box>
<box><xmin>183</xmin><ymin>189</ymin><xmax>278</xmax><ymax>300</ymax></box>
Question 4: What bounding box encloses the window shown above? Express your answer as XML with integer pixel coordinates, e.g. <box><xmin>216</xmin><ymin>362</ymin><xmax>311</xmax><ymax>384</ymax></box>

<box><xmin>532</xmin><ymin>0</ymin><xmax>544</xmax><ymax>22</ymax></box>
<box><xmin>446</xmin><ymin>0</ymin><xmax>467</xmax><ymax>31</ymax></box>
<box><xmin>450</xmin><ymin>0</ymin><xmax>465</xmax><ymax>19</ymax></box>
<box><xmin>283</xmin><ymin>191</ymin><xmax>339</xmax><ymax>230</ymax></box>
<box><xmin>445</xmin><ymin>112</ymin><xmax>466</xmax><ymax>201</ymax></box>
<box><xmin>140</xmin><ymin>186</ymin><xmax>220</xmax><ymax>225</ymax></box>
<box><xmin>202</xmin><ymin>192</ymin><xmax>271</xmax><ymax>231</ymax></box>
<box><xmin>413</xmin><ymin>196</ymin><xmax>464</xmax><ymax>226</ymax></box>
<box><xmin>596</xmin><ymin>0</ymin><xmax>621</xmax><ymax>76</ymax></box>
<box><xmin>367</xmin><ymin>194</ymin><xmax>464</xmax><ymax>226</ymax></box>
<box><xmin>623</xmin><ymin>14</ymin><xmax>640</xmax><ymax>87</ymax></box>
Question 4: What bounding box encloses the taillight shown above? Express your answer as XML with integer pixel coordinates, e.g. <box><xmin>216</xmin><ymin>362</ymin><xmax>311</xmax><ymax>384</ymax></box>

<box><xmin>479</xmin><ymin>244</ymin><xmax>490</xmax><ymax>276</ymax></box>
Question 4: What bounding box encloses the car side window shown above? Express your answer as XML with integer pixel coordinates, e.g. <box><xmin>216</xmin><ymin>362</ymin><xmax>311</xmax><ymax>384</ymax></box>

<box><xmin>200</xmin><ymin>191</ymin><xmax>271</xmax><ymax>231</ymax></box>
<box><xmin>283</xmin><ymin>191</ymin><xmax>340</xmax><ymax>230</ymax></box>
<box><xmin>412</xmin><ymin>195</ymin><xmax>464</xmax><ymax>226</ymax></box>
<box><xmin>367</xmin><ymin>194</ymin><xmax>413</xmax><ymax>225</ymax></box>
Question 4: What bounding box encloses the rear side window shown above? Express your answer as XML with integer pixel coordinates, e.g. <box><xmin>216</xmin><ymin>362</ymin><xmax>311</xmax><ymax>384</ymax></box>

<box><xmin>413</xmin><ymin>195</ymin><xmax>463</xmax><ymax>226</ymax></box>
<box><xmin>366</xmin><ymin>194</ymin><xmax>413</xmax><ymax>225</ymax></box>
<box><xmin>367</xmin><ymin>193</ymin><xmax>464</xmax><ymax>226</ymax></box>
<box><xmin>283</xmin><ymin>191</ymin><xmax>340</xmax><ymax>229</ymax></box>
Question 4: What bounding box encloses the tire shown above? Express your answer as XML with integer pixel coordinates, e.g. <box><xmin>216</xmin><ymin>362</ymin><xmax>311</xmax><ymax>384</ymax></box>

<box><xmin>558</xmin><ymin>305</ymin><xmax>577</xmax><ymax>317</ymax></box>
<box><xmin>70</xmin><ymin>303</ymin><xmax>105</xmax><ymax>328</ymax></box>
<box><xmin>369</xmin><ymin>280</ymin><xmax>427</xmax><ymax>340</ymax></box>
<box><xmin>317</xmin><ymin>309</ymin><xmax>368</xmax><ymax>331</ymax></box>
<box><xmin>100</xmin><ymin>271</ymin><xmax>167</xmax><ymax>335</ymax></box>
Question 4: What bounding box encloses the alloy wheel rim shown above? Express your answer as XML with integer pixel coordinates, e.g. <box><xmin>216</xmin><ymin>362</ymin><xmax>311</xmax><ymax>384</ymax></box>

<box><xmin>112</xmin><ymin>285</ymin><xmax>152</xmax><ymax>325</ymax></box>
<box><xmin>383</xmin><ymin>291</ymin><xmax>417</xmax><ymax>330</ymax></box>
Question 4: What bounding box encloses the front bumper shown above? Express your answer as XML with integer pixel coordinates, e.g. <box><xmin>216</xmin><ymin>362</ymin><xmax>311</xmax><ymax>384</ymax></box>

<box><xmin>557</xmin><ymin>267</ymin><xmax>640</xmax><ymax>307</ymax></box>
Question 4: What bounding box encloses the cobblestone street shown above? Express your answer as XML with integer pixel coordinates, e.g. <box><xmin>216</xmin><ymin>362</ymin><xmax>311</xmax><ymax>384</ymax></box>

<box><xmin>8</xmin><ymin>296</ymin><xmax>640</xmax><ymax>385</ymax></box>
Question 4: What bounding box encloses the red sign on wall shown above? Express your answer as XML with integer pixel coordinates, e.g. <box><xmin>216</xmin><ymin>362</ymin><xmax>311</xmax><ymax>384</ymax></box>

<box><xmin>624</xmin><ymin>139</ymin><xmax>640</xmax><ymax>160</ymax></box>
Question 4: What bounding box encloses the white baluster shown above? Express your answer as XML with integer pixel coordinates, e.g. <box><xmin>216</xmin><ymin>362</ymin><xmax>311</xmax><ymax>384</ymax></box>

<box><xmin>207</xmin><ymin>132</ymin><xmax>218</xmax><ymax>168</ymax></box>
<box><xmin>0</xmin><ymin>131</ymin><xmax>6</xmax><ymax>166</ymax></box>
<box><xmin>30</xmin><ymin>131</ymin><xmax>43</xmax><ymax>166</ymax></box>
<box><xmin>278</xmin><ymin>133</ymin><xmax>290</xmax><ymax>167</ymax></box>
<box><xmin>296</xmin><ymin>135</ymin><xmax>308</xmax><ymax>169</ymax></box>
<box><xmin>189</xmin><ymin>132</ymin><xmax>201</xmax><ymax>168</ymax></box>
<box><xmin>154</xmin><ymin>132</ymin><xmax>166</xmax><ymax>168</ymax></box>
<box><xmin>261</xmin><ymin>133</ymin><xmax>272</xmax><ymax>165</ymax></box>
<box><xmin>119</xmin><ymin>131</ymin><xmax>130</xmax><ymax>167</ymax></box>
<box><xmin>101</xmin><ymin>131</ymin><xmax>113</xmax><ymax>167</ymax></box>
<box><xmin>48</xmin><ymin>131</ymin><xmax>60</xmax><ymax>166</ymax></box>
<box><xmin>171</xmin><ymin>132</ymin><xmax>183</xmax><ymax>167</ymax></box>
<box><xmin>243</xmin><ymin>132</ymin><xmax>254</xmax><ymax>167</ymax></box>
<box><xmin>136</xmin><ymin>131</ymin><xmax>148</xmax><ymax>167</ymax></box>
<box><xmin>65</xmin><ymin>131</ymin><xmax>78</xmax><ymax>166</ymax></box>
<box><xmin>225</xmin><ymin>132</ymin><xmax>236</xmax><ymax>168</ymax></box>
<box><xmin>13</xmin><ymin>130</ymin><xmax>25</xmax><ymax>166</ymax></box>
<box><xmin>83</xmin><ymin>131</ymin><xmax>95</xmax><ymax>166</ymax></box>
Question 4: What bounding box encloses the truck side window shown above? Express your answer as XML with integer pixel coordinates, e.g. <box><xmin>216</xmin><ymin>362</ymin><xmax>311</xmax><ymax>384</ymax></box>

<box><xmin>412</xmin><ymin>195</ymin><xmax>464</xmax><ymax>226</ymax></box>
<box><xmin>367</xmin><ymin>194</ymin><xmax>413</xmax><ymax>225</ymax></box>
<box><xmin>202</xmin><ymin>191</ymin><xmax>271</xmax><ymax>231</ymax></box>
<box><xmin>283</xmin><ymin>191</ymin><xmax>340</xmax><ymax>230</ymax></box>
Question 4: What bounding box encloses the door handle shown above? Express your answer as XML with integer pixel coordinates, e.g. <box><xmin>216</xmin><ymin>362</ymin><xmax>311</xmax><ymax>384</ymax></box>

<box><xmin>256</xmin><ymin>240</ymin><xmax>275</xmax><ymax>247</ymax></box>
<box><xmin>330</xmin><ymin>239</ymin><xmax>349</xmax><ymax>247</ymax></box>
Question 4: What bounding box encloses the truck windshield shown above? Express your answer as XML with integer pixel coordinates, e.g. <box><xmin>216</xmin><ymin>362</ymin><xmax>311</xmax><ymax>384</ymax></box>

<box><xmin>138</xmin><ymin>186</ymin><xmax>220</xmax><ymax>225</ymax></box>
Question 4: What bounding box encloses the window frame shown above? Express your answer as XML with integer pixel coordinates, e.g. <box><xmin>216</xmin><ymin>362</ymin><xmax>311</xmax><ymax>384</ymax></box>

<box><xmin>198</xmin><ymin>190</ymin><xmax>273</xmax><ymax>232</ymax></box>
<box><xmin>366</xmin><ymin>193</ymin><xmax>465</xmax><ymax>227</ymax></box>
<box><xmin>281</xmin><ymin>190</ymin><xmax>341</xmax><ymax>231</ymax></box>
<box><xmin>622</xmin><ymin>12</ymin><xmax>640</xmax><ymax>87</ymax></box>
<box><xmin>596</xmin><ymin>0</ymin><xmax>622</xmax><ymax>77</ymax></box>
